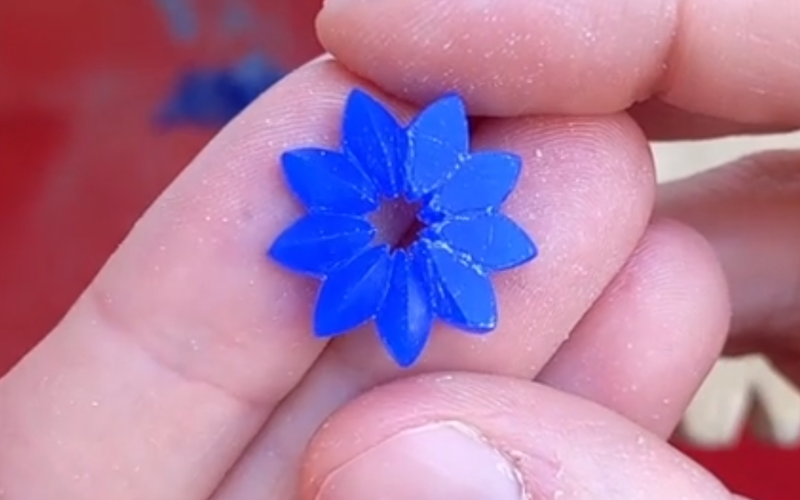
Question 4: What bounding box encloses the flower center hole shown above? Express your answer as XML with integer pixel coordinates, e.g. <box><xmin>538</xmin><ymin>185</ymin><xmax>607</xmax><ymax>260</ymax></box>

<box><xmin>369</xmin><ymin>197</ymin><xmax>426</xmax><ymax>251</ymax></box>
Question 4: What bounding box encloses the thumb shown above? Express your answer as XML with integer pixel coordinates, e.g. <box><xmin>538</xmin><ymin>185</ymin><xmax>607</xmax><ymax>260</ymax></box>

<box><xmin>301</xmin><ymin>373</ymin><xmax>732</xmax><ymax>500</ymax></box>
<box><xmin>656</xmin><ymin>151</ymin><xmax>800</xmax><ymax>365</ymax></box>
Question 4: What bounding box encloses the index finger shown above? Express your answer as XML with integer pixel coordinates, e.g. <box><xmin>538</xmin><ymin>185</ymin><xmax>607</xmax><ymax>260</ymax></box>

<box><xmin>0</xmin><ymin>59</ymin><xmax>384</xmax><ymax>500</ymax></box>
<box><xmin>318</xmin><ymin>0</ymin><xmax>800</xmax><ymax>125</ymax></box>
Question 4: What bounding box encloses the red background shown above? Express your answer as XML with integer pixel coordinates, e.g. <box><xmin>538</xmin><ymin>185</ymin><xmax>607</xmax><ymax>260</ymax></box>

<box><xmin>0</xmin><ymin>1</ymin><xmax>796</xmax><ymax>498</ymax></box>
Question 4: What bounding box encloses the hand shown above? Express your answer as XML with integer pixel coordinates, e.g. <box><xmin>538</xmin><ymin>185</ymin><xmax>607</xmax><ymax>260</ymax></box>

<box><xmin>317</xmin><ymin>0</ymin><xmax>800</xmax><ymax>382</ymax></box>
<box><xmin>0</xmin><ymin>1</ymin><xmax>790</xmax><ymax>500</ymax></box>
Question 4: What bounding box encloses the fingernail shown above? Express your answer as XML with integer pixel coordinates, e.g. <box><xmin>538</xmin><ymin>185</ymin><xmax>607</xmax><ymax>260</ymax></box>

<box><xmin>316</xmin><ymin>421</ymin><xmax>526</xmax><ymax>500</ymax></box>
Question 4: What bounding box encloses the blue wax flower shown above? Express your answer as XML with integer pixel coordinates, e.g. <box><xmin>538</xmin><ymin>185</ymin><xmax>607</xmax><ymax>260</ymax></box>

<box><xmin>269</xmin><ymin>89</ymin><xmax>538</xmax><ymax>367</ymax></box>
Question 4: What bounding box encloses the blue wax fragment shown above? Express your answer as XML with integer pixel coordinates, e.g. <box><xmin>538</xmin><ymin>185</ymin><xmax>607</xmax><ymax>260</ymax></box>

<box><xmin>314</xmin><ymin>245</ymin><xmax>393</xmax><ymax>337</ymax></box>
<box><xmin>268</xmin><ymin>214</ymin><xmax>375</xmax><ymax>276</ymax></box>
<box><xmin>404</xmin><ymin>94</ymin><xmax>470</xmax><ymax>200</ymax></box>
<box><xmin>426</xmin><ymin>152</ymin><xmax>522</xmax><ymax>217</ymax></box>
<box><xmin>425</xmin><ymin>213</ymin><xmax>538</xmax><ymax>271</ymax></box>
<box><xmin>341</xmin><ymin>89</ymin><xmax>407</xmax><ymax>198</ymax></box>
<box><xmin>375</xmin><ymin>249</ymin><xmax>434</xmax><ymax>367</ymax></box>
<box><xmin>422</xmin><ymin>240</ymin><xmax>498</xmax><ymax>333</ymax></box>
<box><xmin>282</xmin><ymin>148</ymin><xmax>379</xmax><ymax>215</ymax></box>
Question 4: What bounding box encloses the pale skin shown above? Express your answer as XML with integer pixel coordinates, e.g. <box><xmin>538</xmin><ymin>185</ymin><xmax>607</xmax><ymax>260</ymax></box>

<box><xmin>1</xmin><ymin>0</ymin><xmax>799</xmax><ymax>498</ymax></box>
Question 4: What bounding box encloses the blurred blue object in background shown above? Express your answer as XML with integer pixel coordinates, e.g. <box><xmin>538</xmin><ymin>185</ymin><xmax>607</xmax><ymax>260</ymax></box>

<box><xmin>158</xmin><ymin>52</ymin><xmax>285</xmax><ymax>128</ymax></box>
<box><xmin>152</xmin><ymin>0</ymin><xmax>198</xmax><ymax>42</ymax></box>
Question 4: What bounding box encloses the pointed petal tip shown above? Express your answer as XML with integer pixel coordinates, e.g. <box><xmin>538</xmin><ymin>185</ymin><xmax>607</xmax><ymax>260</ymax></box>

<box><xmin>344</xmin><ymin>88</ymin><xmax>379</xmax><ymax>117</ymax></box>
<box><xmin>344</xmin><ymin>87</ymin><xmax>400</xmax><ymax>126</ymax></box>
<box><xmin>418</xmin><ymin>92</ymin><xmax>468</xmax><ymax>124</ymax></box>
<box><xmin>379</xmin><ymin>327</ymin><xmax>431</xmax><ymax>368</ymax></box>
<box><xmin>341</xmin><ymin>88</ymin><xmax>406</xmax><ymax>199</ymax></box>
<box><xmin>521</xmin><ymin>237</ymin><xmax>539</xmax><ymax>262</ymax></box>
<box><xmin>266</xmin><ymin>241</ymin><xmax>287</xmax><ymax>266</ymax></box>
<box><xmin>312</xmin><ymin>324</ymin><xmax>339</xmax><ymax>338</ymax></box>
<box><xmin>266</xmin><ymin>229</ymin><xmax>307</xmax><ymax>272</ymax></box>
<box><xmin>405</xmin><ymin>92</ymin><xmax>472</xmax><ymax>199</ymax></box>
<box><xmin>375</xmin><ymin>246</ymin><xmax>435</xmax><ymax>368</ymax></box>
<box><xmin>466</xmin><ymin>318</ymin><xmax>497</xmax><ymax>334</ymax></box>
<box><xmin>496</xmin><ymin>151</ymin><xmax>523</xmax><ymax>176</ymax></box>
<box><xmin>433</xmin><ymin>214</ymin><xmax>537</xmax><ymax>272</ymax></box>
<box><xmin>347</xmin><ymin>87</ymin><xmax>376</xmax><ymax>102</ymax></box>
<box><xmin>430</xmin><ymin>91</ymin><xmax>467</xmax><ymax>109</ymax></box>
<box><xmin>503</xmin><ymin>226</ymin><xmax>539</xmax><ymax>269</ymax></box>
<box><xmin>391</xmin><ymin>349</ymin><xmax>422</xmax><ymax>368</ymax></box>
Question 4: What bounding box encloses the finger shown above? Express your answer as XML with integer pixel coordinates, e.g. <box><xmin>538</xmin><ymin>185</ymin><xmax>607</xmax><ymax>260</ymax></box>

<box><xmin>301</xmin><ymin>373</ymin><xmax>733</xmax><ymax>500</ymax></box>
<box><xmin>538</xmin><ymin>218</ymin><xmax>730</xmax><ymax>437</ymax></box>
<box><xmin>318</xmin><ymin>0</ymin><xmax>800</xmax><ymax>124</ymax></box>
<box><xmin>210</xmin><ymin>113</ymin><xmax>656</xmax><ymax>498</ymax></box>
<box><xmin>629</xmin><ymin>100</ymin><xmax>798</xmax><ymax>141</ymax></box>
<box><xmin>0</xmin><ymin>59</ymin><xmax>377</xmax><ymax>500</ymax></box>
<box><xmin>656</xmin><ymin>150</ymin><xmax>800</xmax><ymax>354</ymax></box>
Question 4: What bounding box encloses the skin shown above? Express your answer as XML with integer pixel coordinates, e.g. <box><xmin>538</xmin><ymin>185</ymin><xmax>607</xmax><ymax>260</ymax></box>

<box><xmin>0</xmin><ymin>0</ymin><xmax>798</xmax><ymax>498</ymax></box>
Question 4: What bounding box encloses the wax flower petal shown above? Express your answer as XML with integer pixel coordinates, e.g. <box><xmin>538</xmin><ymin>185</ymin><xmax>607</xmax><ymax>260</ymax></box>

<box><xmin>404</xmin><ymin>94</ymin><xmax>469</xmax><ymax>200</ymax></box>
<box><xmin>425</xmin><ymin>151</ymin><xmax>522</xmax><ymax>217</ymax></box>
<box><xmin>269</xmin><ymin>213</ymin><xmax>375</xmax><ymax>276</ymax></box>
<box><xmin>314</xmin><ymin>245</ymin><xmax>393</xmax><ymax>337</ymax></box>
<box><xmin>426</xmin><ymin>213</ymin><xmax>538</xmax><ymax>271</ymax></box>
<box><xmin>341</xmin><ymin>89</ymin><xmax>407</xmax><ymax>198</ymax></box>
<box><xmin>281</xmin><ymin>148</ymin><xmax>379</xmax><ymax>215</ymax></box>
<box><xmin>375</xmin><ymin>249</ymin><xmax>434</xmax><ymax>367</ymax></box>
<box><xmin>421</xmin><ymin>241</ymin><xmax>498</xmax><ymax>333</ymax></box>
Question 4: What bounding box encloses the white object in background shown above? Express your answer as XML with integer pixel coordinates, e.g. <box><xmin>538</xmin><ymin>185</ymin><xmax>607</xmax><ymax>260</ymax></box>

<box><xmin>677</xmin><ymin>356</ymin><xmax>800</xmax><ymax>448</ymax></box>
<box><xmin>653</xmin><ymin>135</ymin><xmax>800</xmax><ymax>449</ymax></box>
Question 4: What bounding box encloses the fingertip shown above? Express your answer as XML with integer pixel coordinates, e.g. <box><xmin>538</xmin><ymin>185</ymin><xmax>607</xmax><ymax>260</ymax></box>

<box><xmin>538</xmin><ymin>218</ymin><xmax>731</xmax><ymax>436</ymax></box>
<box><xmin>656</xmin><ymin>149</ymin><xmax>800</xmax><ymax>344</ymax></box>
<box><xmin>316</xmin><ymin>0</ymin><xmax>673</xmax><ymax>115</ymax></box>
<box><xmin>319</xmin><ymin>0</ymin><xmax>800</xmax><ymax>123</ymax></box>
<box><xmin>300</xmin><ymin>373</ymin><xmax>732</xmax><ymax>500</ymax></box>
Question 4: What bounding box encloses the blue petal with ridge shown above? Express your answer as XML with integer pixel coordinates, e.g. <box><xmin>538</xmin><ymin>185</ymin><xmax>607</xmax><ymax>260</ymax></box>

<box><xmin>341</xmin><ymin>89</ymin><xmax>407</xmax><ymax>198</ymax></box>
<box><xmin>404</xmin><ymin>94</ymin><xmax>469</xmax><ymax>200</ymax></box>
<box><xmin>314</xmin><ymin>245</ymin><xmax>393</xmax><ymax>337</ymax></box>
<box><xmin>282</xmin><ymin>148</ymin><xmax>378</xmax><ymax>215</ymax></box>
<box><xmin>375</xmin><ymin>248</ymin><xmax>434</xmax><ymax>367</ymax></box>
<box><xmin>421</xmin><ymin>240</ymin><xmax>497</xmax><ymax>332</ymax></box>
<box><xmin>427</xmin><ymin>213</ymin><xmax>537</xmax><ymax>271</ymax></box>
<box><xmin>425</xmin><ymin>151</ymin><xmax>522</xmax><ymax>217</ymax></box>
<box><xmin>268</xmin><ymin>213</ymin><xmax>375</xmax><ymax>275</ymax></box>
